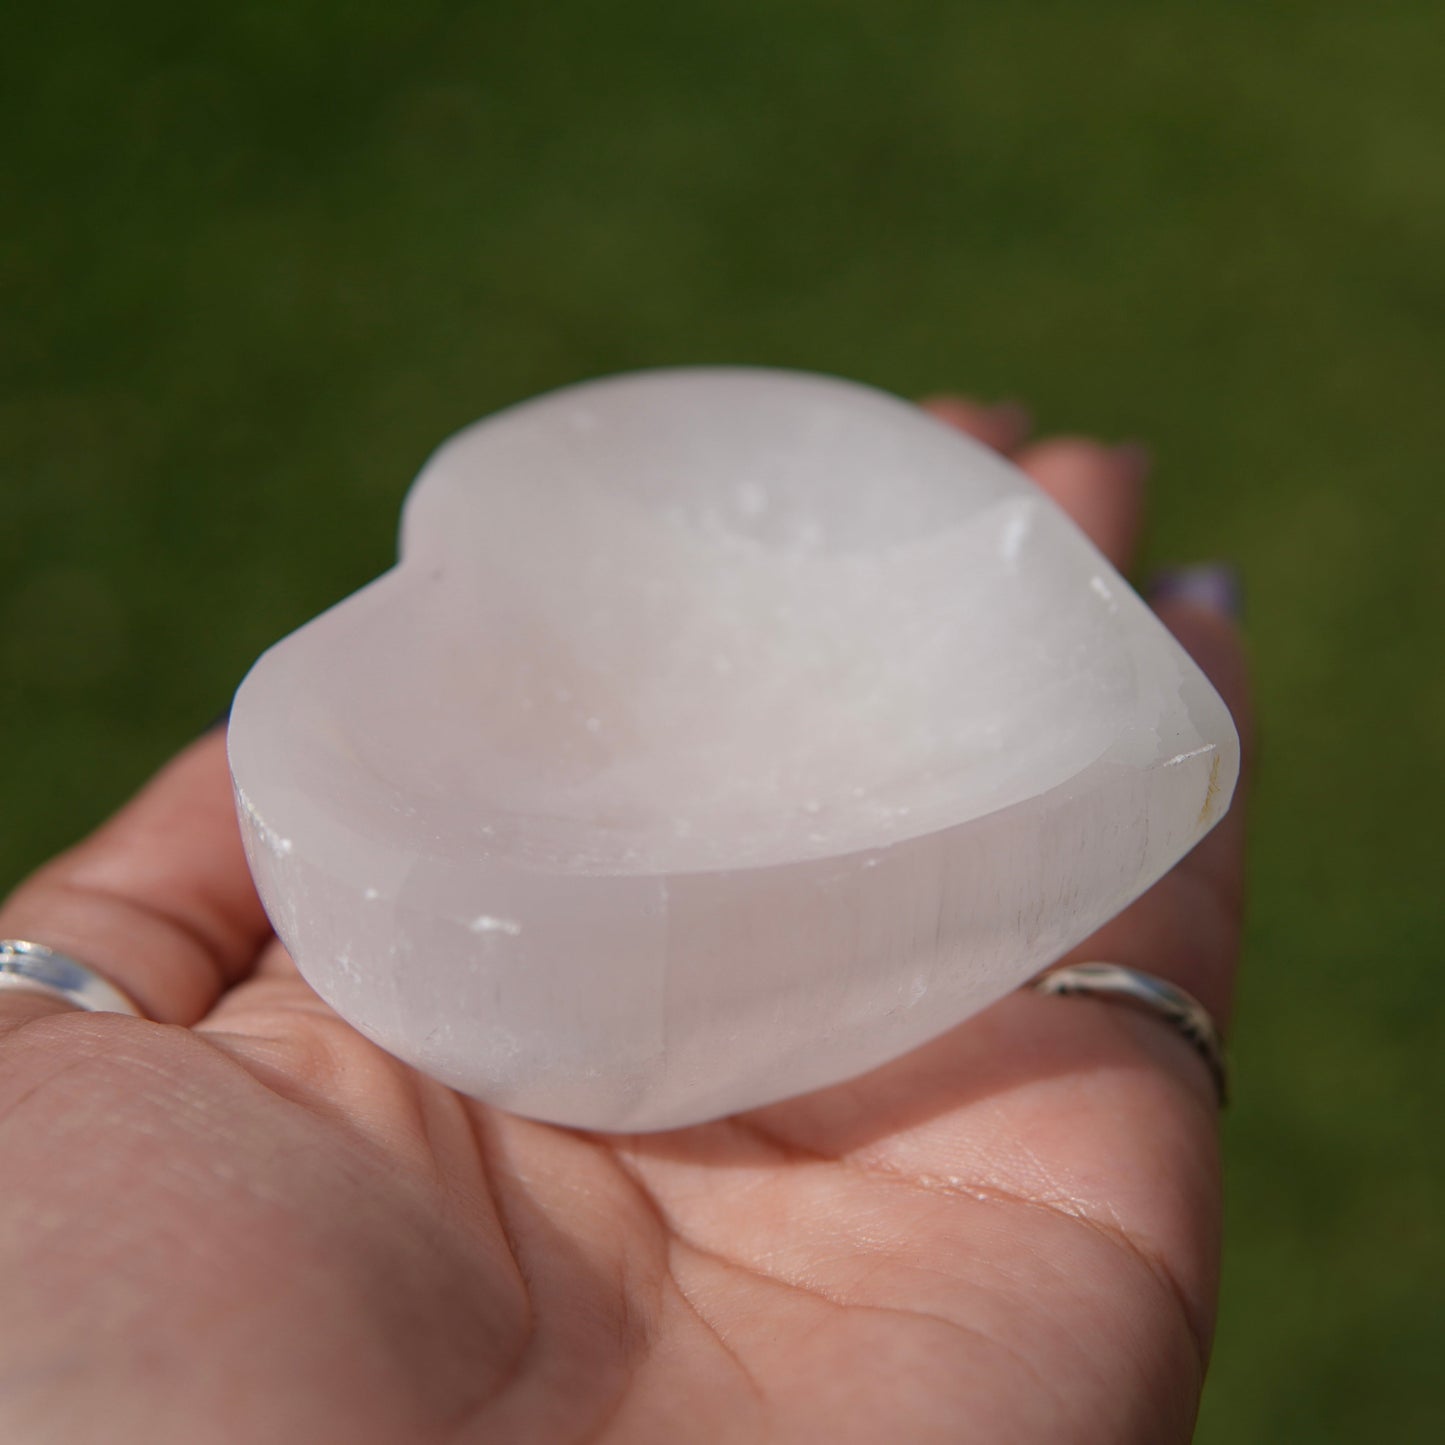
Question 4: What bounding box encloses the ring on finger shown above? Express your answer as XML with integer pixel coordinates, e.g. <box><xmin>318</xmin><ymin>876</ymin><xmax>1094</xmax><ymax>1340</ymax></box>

<box><xmin>0</xmin><ymin>940</ymin><xmax>145</xmax><ymax>1018</ymax></box>
<box><xmin>1031</xmin><ymin>961</ymin><xmax>1228</xmax><ymax>1106</ymax></box>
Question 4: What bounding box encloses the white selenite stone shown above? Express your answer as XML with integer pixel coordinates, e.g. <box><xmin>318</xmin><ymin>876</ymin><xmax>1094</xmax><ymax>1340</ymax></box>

<box><xmin>228</xmin><ymin>368</ymin><xmax>1239</xmax><ymax>1131</ymax></box>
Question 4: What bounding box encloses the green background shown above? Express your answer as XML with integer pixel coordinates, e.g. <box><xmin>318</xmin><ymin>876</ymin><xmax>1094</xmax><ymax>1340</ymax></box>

<box><xmin>4</xmin><ymin>2</ymin><xmax>1441</xmax><ymax>1436</ymax></box>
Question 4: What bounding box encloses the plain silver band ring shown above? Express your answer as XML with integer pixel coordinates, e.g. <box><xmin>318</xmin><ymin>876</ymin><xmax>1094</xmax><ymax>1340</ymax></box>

<box><xmin>1031</xmin><ymin>961</ymin><xmax>1229</xmax><ymax>1106</ymax></box>
<box><xmin>0</xmin><ymin>940</ymin><xmax>144</xmax><ymax>1018</ymax></box>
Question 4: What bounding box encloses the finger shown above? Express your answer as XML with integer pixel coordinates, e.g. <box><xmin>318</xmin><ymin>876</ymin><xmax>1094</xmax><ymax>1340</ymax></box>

<box><xmin>921</xmin><ymin>395</ymin><xmax>1034</xmax><ymax>454</ymax></box>
<box><xmin>1012</xmin><ymin>436</ymin><xmax>1150</xmax><ymax>571</ymax></box>
<box><xmin>195</xmin><ymin>936</ymin><xmax>329</xmax><ymax>1036</ymax></box>
<box><xmin>0</xmin><ymin>730</ymin><xmax>273</xmax><ymax>1025</ymax></box>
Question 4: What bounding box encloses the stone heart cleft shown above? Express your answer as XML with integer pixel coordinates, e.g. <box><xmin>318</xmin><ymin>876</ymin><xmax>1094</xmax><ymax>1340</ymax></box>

<box><xmin>228</xmin><ymin>368</ymin><xmax>1239</xmax><ymax>1131</ymax></box>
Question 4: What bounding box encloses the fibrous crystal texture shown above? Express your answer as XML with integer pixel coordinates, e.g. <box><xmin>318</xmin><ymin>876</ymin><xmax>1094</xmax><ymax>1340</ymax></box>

<box><xmin>229</xmin><ymin>368</ymin><xmax>1239</xmax><ymax>1130</ymax></box>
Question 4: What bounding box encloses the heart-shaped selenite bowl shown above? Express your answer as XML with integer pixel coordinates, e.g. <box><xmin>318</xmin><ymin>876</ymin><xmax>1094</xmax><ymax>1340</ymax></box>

<box><xmin>228</xmin><ymin>368</ymin><xmax>1238</xmax><ymax>1131</ymax></box>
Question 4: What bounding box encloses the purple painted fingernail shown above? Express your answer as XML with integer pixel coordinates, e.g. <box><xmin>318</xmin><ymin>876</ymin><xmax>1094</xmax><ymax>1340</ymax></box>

<box><xmin>1148</xmin><ymin>563</ymin><xmax>1243</xmax><ymax>619</ymax></box>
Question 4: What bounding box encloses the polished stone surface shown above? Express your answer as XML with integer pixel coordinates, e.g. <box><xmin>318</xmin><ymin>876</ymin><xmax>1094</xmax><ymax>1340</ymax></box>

<box><xmin>229</xmin><ymin>368</ymin><xmax>1239</xmax><ymax>1130</ymax></box>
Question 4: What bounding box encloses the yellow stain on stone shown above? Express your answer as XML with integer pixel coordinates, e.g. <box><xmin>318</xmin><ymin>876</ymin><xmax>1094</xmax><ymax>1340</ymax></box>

<box><xmin>1196</xmin><ymin>753</ymin><xmax>1222</xmax><ymax>828</ymax></box>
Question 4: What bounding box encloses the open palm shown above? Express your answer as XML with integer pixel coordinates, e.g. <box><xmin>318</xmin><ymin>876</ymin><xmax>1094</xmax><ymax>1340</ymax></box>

<box><xmin>0</xmin><ymin>402</ymin><xmax>1249</xmax><ymax>1444</ymax></box>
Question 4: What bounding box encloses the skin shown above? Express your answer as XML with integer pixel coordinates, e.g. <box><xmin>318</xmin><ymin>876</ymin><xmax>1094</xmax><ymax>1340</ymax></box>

<box><xmin>0</xmin><ymin>400</ymin><xmax>1251</xmax><ymax>1444</ymax></box>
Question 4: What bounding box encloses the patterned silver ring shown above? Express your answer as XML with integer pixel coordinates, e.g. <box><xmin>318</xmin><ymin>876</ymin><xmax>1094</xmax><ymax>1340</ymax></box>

<box><xmin>1031</xmin><ymin>961</ymin><xmax>1228</xmax><ymax>1106</ymax></box>
<box><xmin>0</xmin><ymin>940</ymin><xmax>144</xmax><ymax>1018</ymax></box>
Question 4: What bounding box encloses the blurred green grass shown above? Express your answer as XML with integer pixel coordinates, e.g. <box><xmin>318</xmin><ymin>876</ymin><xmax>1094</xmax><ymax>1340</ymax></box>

<box><xmin>3</xmin><ymin>2</ymin><xmax>1441</xmax><ymax>1436</ymax></box>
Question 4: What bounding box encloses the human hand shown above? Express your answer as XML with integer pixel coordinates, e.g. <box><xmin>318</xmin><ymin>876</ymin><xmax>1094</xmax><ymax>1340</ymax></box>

<box><xmin>0</xmin><ymin>399</ymin><xmax>1250</xmax><ymax>1444</ymax></box>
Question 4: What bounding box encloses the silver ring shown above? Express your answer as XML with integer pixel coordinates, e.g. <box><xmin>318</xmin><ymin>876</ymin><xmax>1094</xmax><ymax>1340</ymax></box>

<box><xmin>1031</xmin><ymin>961</ymin><xmax>1228</xmax><ymax>1105</ymax></box>
<box><xmin>0</xmin><ymin>940</ymin><xmax>144</xmax><ymax>1018</ymax></box>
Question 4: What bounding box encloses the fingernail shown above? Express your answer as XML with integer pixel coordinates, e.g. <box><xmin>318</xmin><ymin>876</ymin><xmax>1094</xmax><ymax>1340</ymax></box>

<box><xmin>1111</xmin><ymin>441</ymin><xmax>1153</xmax><ymax>479</ymax></box>
<box><xmin>1148</xmin><ymin>563</ymin><xmax>1243</xmax><ymax>620</ymax></box>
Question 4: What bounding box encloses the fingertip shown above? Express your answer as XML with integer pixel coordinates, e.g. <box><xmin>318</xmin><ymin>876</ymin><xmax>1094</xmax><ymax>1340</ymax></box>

<box><xmin>987</xmin><ymin>398</ymin><xmax>1034</xmax><ymax>440</ymax></box>
<box><xmin>921</xmin><ymin>395</ymin><xmax>1034</xmax><ymax>454</ymax></box>
<box><xmin>1014</xmin><ymin>436</ymin><xmax>1149</xmax><ymax>571</ymax></box>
